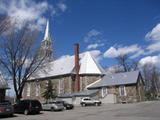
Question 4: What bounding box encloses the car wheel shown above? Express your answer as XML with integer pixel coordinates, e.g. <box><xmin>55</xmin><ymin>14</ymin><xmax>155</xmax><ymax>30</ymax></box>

<box><xmin>95</xmin><ymin>103</ymin><xmax>98</xmax><ymax>106</ymax></box>
<box><xmin>82</xmin><ymin>103</ymin><xmax>86</xmax><ymax>107</ymax></box>
<box><xmin>36</xmin><ymin>111</ymin><xmax>40</xmax><ymax>114</ymax></box>
<box><xmin>51</xmin><ymin>107</ymin><xmax>54</xmax><ymax>111</ymax></box>
<box><xmin>9</xmin><ymin>114</ymin><xmax>13</xmax><ymax>117</ymax></box>
<box><xmin>81</xmin><ymin>103</ymin><xmax>83</xmax><ymax>107</ymax></box>
<box><xmin>24</xmin><ymin>109</ymin><xmax>29</xmax><ymax>115</ymax></box>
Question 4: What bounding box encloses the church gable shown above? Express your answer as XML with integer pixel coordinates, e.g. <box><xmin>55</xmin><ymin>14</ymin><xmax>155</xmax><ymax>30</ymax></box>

<box><xmin>79</xmin><ymin>52</ymin><xmax>105</xmax><ymax>75</ymax></box>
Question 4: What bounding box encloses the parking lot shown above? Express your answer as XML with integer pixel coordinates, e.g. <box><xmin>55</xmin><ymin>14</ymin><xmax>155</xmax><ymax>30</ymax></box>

<box><xmin>1</xmin><ymin>101</ymin><xmax>160</xmax><ymax>120</ymax></box>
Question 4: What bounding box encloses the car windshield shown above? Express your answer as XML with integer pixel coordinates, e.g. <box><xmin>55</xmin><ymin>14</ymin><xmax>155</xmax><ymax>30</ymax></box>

<box><xmin>55</xmin><ymin>101</ymin><xmax>64</xmax><ymax>104</ymax></box>
<box><xmin>0</xmin><ymin>101</ymin><xmax>11</xmax><ymax>106</ymax></box>
<box><xmin>84</xmin><ymin>98</ymin><xmax>91</xmax><ymax>100</ymax></box>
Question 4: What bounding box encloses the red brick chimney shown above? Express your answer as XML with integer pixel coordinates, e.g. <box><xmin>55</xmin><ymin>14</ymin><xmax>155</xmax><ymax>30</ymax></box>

<box><xmin>74</xmin><ymin>43</ymin><xmax>80</xmax><ymax>92</ymax></box>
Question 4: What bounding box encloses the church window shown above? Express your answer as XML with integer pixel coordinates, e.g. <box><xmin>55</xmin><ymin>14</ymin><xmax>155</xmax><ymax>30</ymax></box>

<box><xmin>58</xmin><ymin>79</ymin><xmax>64</xmax><ymax>94</ymax></box>
<box><xmin>35</xmin><ymin>83</ymin><xmax>40</xmax><ymax>96</ymax></box>
<box><xmin>119</xmin><ymin>86</ymin><xmax>127</xmax><ymax>96</ymax></box>
<box><xmin>27</xmin><ymin>83</ymin><xmax>31</xmax><ymax>96</ymax></box>
<box><xmin>101</xmin><ymin>87</ymin><xmax>108</xmax><ymax>97</ymax></box>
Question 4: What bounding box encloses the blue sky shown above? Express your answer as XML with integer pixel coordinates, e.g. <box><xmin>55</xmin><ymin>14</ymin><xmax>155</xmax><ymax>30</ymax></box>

<box><xmin>48</xmin><ymin>0</ymin><xmax>160</xmax><ymax>68</ymax></box>
<box><xmin>1</xmin><ymin>0</ymin><xmax>160</xmax><ymax>68</ymax></box>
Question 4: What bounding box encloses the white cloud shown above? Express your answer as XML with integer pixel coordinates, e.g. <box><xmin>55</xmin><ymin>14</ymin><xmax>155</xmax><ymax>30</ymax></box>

<box><xmin>0</xmin><ymin>0</ymin><xmax>68</xmax><ymax>31</ymax></box>
<box><xmin>90</xmin><ymin>50</ymin><xmax>101</xmax><ymax>57</ymax></box>
<box><xmin>87</xmin><ymin>43</ymin><xmax>104</xmax><ymax>50</ymax></box>
<box><xmin>59</xmin><ymin>55</ymin><xmax>72</xmax><ymax>60</ymax></box>
<box><xmin>104</xmin><ymin>44</ymin><xmax>142</xmax><ymax>58</ymax></box>
<box><xmin>130</xmin><ymin>50</ymin><xmax>144</xmax><ymax>59</ymax></box>
<box><xmin>145</xmin><ymin>23</ymin><xmax>160</xmax><ymax>41</ymax></box>
<box><xmin>57</xmin><ymin>2</ymin><xmax>67</xmax><ymax>12</ymax></box>
<box><xmin>146</xmin><ymin>41</ymin><xmax>160</xmax><ymax>53</ymax></box>
<box><xmin>118</xmin><ymin>45</ymin><xmax>141</xmax><ymax>55</ymax></box>
<box><xmin>0</xmin><ymin>0</ymin><xmax>50</xmax><ymax>30</ymax></box>
<box><xmin>103</xmin><ymin>47</ymin><xmax>118</xmax><ymax>58</ymax></box>
<box><xmin>139</xmin><ymin>55</ymin><xmax>160</xmax><ymax>66</ymax></box>
<box><xmin>144</xmin><ymin>23</ymin><xmax>160</xmax><ymax>54</ymax></box>
<box><xmin>84</xmin><ymin>29</ymin><xmax>101</xmax><ymax>43</ymax></box>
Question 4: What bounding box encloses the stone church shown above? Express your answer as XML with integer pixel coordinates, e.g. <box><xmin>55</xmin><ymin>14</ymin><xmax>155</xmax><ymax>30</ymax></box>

<box><xmin>22</xmin><ymin>20</ymin><xmax>105</xmax><ymax>102</ymax></box>
<box><xmin>23</xmin><ymin>21</ymin><xmax>144</xmax><ymax>104</ymax></box>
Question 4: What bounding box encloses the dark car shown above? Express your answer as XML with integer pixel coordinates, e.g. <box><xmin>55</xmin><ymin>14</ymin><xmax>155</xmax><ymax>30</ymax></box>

<box><xmin>13</xmin><ymin>99</ymin><xmax>42</xmax><ymax>115</ymax></box>
<box><xmin>0</xmin><ymin>100</ymin><xmax>14</xmax><ymax>116</ymax></box>
<box><xmin>56</xmin><ymin>100</ymin><xmax>74</xmax><ymax>110</ymax></box>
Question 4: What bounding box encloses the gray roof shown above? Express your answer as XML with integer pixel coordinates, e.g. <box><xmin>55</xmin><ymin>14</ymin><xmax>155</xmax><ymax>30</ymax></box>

<box><xmin>88</xmin><ymin>71</ymin><xmax>140</xmax><ymax>89</ymax></box>
<box><xmin>58</xmin><ymin>90</ymin><xmax>99</xmax><ymax>98</ymax></box>
<box><xmin>0</xmin><ymin>74</ymin><xmax>8</xmax><ymax>89</ymax></box>
<box><xmin>30</xmin><ymin>52</ymin><xmax>105</xmax><ymax>80</ymax></box>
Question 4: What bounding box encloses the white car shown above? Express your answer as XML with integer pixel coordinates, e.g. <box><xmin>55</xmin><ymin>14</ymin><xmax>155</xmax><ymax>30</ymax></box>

<box><xmin>80</xmin><ymin>97</ymin><xmax>101</xmax><ymax>106</ymax></box>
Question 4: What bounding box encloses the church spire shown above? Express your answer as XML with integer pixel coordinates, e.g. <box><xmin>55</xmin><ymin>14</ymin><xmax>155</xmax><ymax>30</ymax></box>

<box><xmin>39</xmin><ymin>19</ymin><xmax>53</xmax><ymax>61</ymax></box>
<box><xmin>44</xmin><ymin>20</ymin><xmax>50</xmax><ymax>41</ymax></box>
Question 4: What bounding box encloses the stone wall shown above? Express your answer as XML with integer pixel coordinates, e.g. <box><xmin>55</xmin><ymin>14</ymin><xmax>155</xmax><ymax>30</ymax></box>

<box><xmin>105</xmin><ymin>82</ymin><xmax>144</xmax><ymax>103</ymax></box>
<box><xmin>105</xmin><ymin>85</ymin><xmax>137</xmax><ymax>103</ymax></box>
<box><xmin>80</xmin><ymin>75</ymin><xmax>102</xmax><ymax>91</ymax></box>
<box><xmin>116</xmin><ymin>85</ymin><xmax>138</xmax><ymax>103</ymax></box>
<box><xmin>23</xmin><ymin>75</ymin><xmax>103</xmax><ymax>102</ymax></box>
<box><xmin>136</xmin><ymin>76</ymin><xmax>145</xmax><ymax>101</ymax></box>
<box><xmin>23</xmin><ymin>76</ymin><xmax>74</xmax><ymax>102</ymax></box>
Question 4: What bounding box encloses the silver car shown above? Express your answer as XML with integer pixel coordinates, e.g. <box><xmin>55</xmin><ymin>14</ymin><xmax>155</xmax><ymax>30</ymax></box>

<box><xmin>0</xmin><ymin>100</ymin><xmax>14</xmax><ymax>116</ymax></box>
<box><xmin>42</xmin><ymin>101</ymin><xmax>64</xmax><ymax>111</ymax></box>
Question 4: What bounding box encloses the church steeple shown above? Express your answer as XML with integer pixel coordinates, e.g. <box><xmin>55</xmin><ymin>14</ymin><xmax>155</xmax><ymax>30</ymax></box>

<box><xmin>44</xmin><ymin>20</ymin><xmax>50</xmax><ymax>41</ymax></box>
<box><xmin>39</xmin><ymin>20</ymin><xmax>53</xmax><ymax>61</ymax></box>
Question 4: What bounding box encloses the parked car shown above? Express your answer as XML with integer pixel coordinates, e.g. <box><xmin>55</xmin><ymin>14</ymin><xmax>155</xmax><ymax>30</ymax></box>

<box><xmin>0</xmin><ymin>100</ymin><xmax>14</xmax><ymax>116</ymax></box>
<box><xmin>42</xmin><ymin>101</ymin><xmax>64</xmax><ymax>111</ymax></box>
<box><xmin>13</xmin><ymin>99</ymin><xmax>42</xmax><ymax>115</ymax></box>
<box><xmin>55</xmin><ymin>100</ymin><xmax>74</xmax><ymax>110</ymax></box>
<box><xmin>80</xmin><ymin>97</ymin><xmax>101</xmax><ymax>106</ymax></box>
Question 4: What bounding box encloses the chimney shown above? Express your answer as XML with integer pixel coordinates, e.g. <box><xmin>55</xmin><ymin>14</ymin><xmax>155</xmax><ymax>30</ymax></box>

<box><xmin>74</xmin><ymin>43</ymin><xmax>80</xmax><ymax>92</ymax></box>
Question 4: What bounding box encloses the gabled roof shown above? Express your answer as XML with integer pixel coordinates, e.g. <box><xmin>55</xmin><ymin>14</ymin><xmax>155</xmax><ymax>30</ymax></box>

<box><xmin>31</xmin><ymin>56</ymin><xmax>75</xmax><ymax>79</ymax></box>
<box><xmin>79</xmin><ymin>52</ymin><xmax>105</xmax><ymax>75</ymax></box>
<box><xmin>88</xmin><ymin>71</ymin><xmax>140</xmax><ymax>89</ymax></box>
<box><xmin>0</xmin><ymin>73</ymin><xmax>8</xmax><ymax>89</ymax></box>
<box><xmin>30</xmin><ymin>52</ymin><xmax>104</xmax><ymax>80</ymax></box>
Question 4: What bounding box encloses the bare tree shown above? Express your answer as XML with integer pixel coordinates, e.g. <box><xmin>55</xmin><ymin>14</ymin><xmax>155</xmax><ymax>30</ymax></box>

<box><xmin>0</xmin><ymin>21</ymin><xmax>47</xmax><ymax>101</ymax></box>
<box><xmin>116</xmin><ymin>54</ymin><xmax>138</xmax><ymax>72</ymax></box>
<box><xmin>0</xmin><ymin>15</ymin><xmax>11</xmax><ymax>34</ymax></box>
<box><xmin>141</xmin><ymin>63</ymin><xmax>160</xmax><ymax>99</ymax></box>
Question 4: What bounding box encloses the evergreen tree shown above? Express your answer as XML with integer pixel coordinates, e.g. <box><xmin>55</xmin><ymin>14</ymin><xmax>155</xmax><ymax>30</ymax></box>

<box><xmin>42</xmin><ymin>80</ymin><xmax>56</xmax><ymax>103</ymax></box>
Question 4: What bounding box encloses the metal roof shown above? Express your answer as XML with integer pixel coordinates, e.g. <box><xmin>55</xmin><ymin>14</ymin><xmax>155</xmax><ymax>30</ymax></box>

<box><xmin>88</xmin><ymin>71</ymin><xmax>140</xmax><ymax>89</ymax></box>
<box><xmin>79</xmin><ymin>52</ymin><xmax>105</xmax><ymax>75</ymax></box>
<box><xmin>30</xmin><ymin>52</ymin><xmax>104</xmax><ymax>80</ymax></box>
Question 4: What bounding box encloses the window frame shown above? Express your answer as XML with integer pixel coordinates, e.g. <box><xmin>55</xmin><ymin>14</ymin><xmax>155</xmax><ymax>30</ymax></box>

<box><xmin>119</xmin><ymin>85</ymin><xmax>127</xmax><ymax>96</ymax></box>
<box><xmin>26</xmin><ymin>83</ymin><xmax>31</xmax><ymax>97</ymax></box>
<box><xmin>35</xmin><ymin>83</ymin><xmax>40</xmax><ymax>96</ymax></box>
